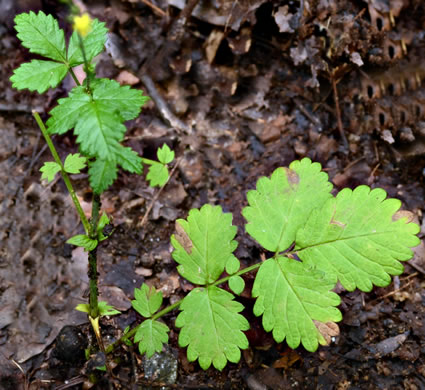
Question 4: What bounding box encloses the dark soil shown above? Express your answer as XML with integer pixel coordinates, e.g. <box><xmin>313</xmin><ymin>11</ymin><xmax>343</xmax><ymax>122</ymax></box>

<box><xmin>1</xmin><ymin>0</ymin><xmax>425</xmax><ymax>389</ymax></box>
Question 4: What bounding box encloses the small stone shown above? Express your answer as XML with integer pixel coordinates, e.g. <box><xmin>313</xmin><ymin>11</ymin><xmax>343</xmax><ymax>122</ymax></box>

<box><xmin>53</xmin><ymin>326</ymin><xmax>87</xmax><ymax>363</ymax></box>
<box><xmin>143</xmin><ymin>347</ymin><xmax>178</xmax><ymax>386</ymax></box>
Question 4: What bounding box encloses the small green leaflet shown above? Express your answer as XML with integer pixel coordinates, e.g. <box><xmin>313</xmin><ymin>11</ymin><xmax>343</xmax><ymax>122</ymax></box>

<box><xmin>242</xmin><ymin>158</ymin><xmax>333</xmax><ymax>253</ymax></box>
<box><xmin>64</xmin><ymin>153</ymin><xmax>86</xmax><ymax>173</ymax></box>
<box><xmin>40</xmin><ymin>153</ymin><xmax>86</xmax><ymax>183</ymax></box>
<box><xmin>132</xmin><ymin>284</ymin><xmax>163</xmax><ymax>318</ymax></box>
<box><xmin>134</xmin><ymin>319</ymin><xmax>169</xmax><ymax>358</ymax></box>
<box><xmin>252</xmin><ymin>256</ymin><xmax>341</xmax><ymax>352</ymax></box>
<box><xmin>171</xmin><ymin>204</ymin><xmax>239</xmax><ymax>285</ymax></box>
<box><xmin>296</xmin><ymin>186</ymin><xmax>421</xmax><ymax>292</ymax></box>
<box><xmin>76</xmin><ymin>301</ymin><xmax>120</xmax><ymax>316</ymax></box>
<box><xmin>67</xmin><ymin>234</ymin><xmax>98</xmax><ymax>251</ymax></box>
<box><xmin>228</xmin><ymin>276</ymin><xmax>245</xmax><ymax>295</ymax></box>
<box><xmin>176</xmin><ymin>286</ymin><xmax>249</xmax><ymax>370</ymax></box>
<box><xmin>10</xmin><ymin>60</ymin><xmax>68</xmax><ymax>93</ymax></box>
<box><xmin>97</xmin><ymin>212</ymin><xmax>110</xmax><ymax>241</ymax></box>
<box><xmin>14</xmin><ymin>11</ymin><xmax>66</xmax><ymax>62</ymax></box>
<box><xmin>98</xmin><ymin>301</ymin><xmax>121</xmax><ymax>316</ymax></box>
<box><xmin>143</xmin><ymin>144</ymin><xmax>174</xmax><ymax>187</ymax></box>
<box><xmin>40</xmin><ymin>161</ymin><xmax>61</xmax><ymax>182</ymax></box>
<box><xmin>145</xmin><ymin>162</ymin><xmax>169</xmax><ymax>187</ymax></box>
<box><xmin>157</xmin><ymin>144</ymin><xmax>175</xmax><ymax>164</ymax></box>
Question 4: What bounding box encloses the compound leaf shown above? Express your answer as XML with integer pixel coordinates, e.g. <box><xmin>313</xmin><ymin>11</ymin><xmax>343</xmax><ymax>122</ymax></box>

<box><xmin>47</xmin><ymin>79</ymin><xmax>148</xmax><ymax>160</ymax></box>
<box><xmin>64</xmin><ymin>153</ymin><xmax>86</xmax><ymax>174</ymax></box>
<box><xmin>10</xmin><ymin>60</ymin><xmax>68</xmax><ymax>93</ymax></box>
<box><xmin>252</xmin><ymin>256</ymin><xmax>341</xmax><ymax>352</ymax></box>
<box><xmin>14</xmin><ymin>11</ymin><xmax>66</xmax><ymax>62</ymax></box>
<box><xmin>157</xmin><ymin>144</ymin><xmax>175</xmax><ymax>164</ymax></box>
<box><xmin>171</xmin><ymin>204</ymin><xmax>238</xmax><ymax>285</ymax></box>
<box><xmin>146</xmin><ymin>162</ymin><xmax>169</xmax><ymax>187</ymax></box>
<box><xmin>176</xmin><ymin>286</ymin><xmax>249</xmax><ymax>370</ymax></box>
<box><xmin>134</xmin><ymin>319</ymin><xmax>169</xmax><ymax>358</ymax></box>
<box><xmin>132</xmin><ymin>284</ymin><xmax>163</xmax><ymax>318</ymax></box>
<box><xmin>242</xmin><ymin>158</ymin><xmax>333</xmax><ymax>253</ymax></box>
<box><xmin>88</xmin><ymin>158</ymin><xmax>118</xmax><ymax>194</ymax></box>
<box><xmin>68</xmin><ymin>19</ymin><xmax>108</xmax><ymax>66</ymax></box>
<box><xmin>40</xmin><ymin>161</ymin><xmax>61</xmax><ymax>182</ymax></box>
<box><xmin>296</xmin><ymin>186</ymin><xmax>421</xmax><ymax>292</ymax></box>
<box><xmin>67</xmin><ymin>234</ymin><xmax>98</xmax><ymax>251</ymax></box>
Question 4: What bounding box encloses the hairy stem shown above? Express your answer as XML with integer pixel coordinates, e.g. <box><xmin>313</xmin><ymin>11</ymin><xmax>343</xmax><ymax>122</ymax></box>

<box><xmin>32</xmin><ymin>111</ymin><xmax>90</xmax><ymax>234</ymax></box>
<box><xmin>88</xmin><ymin>194</ymin><xmax>101</xmax><ymax>318</ymax></box>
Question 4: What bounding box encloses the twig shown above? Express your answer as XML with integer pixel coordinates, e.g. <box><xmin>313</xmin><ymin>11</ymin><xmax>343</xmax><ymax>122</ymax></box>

<box><xmin>140</xmin><ymin>0</ymin><xmax>166</xmax><ymax>17</ymax></box>
<box><xmin>140</xmin><ymin>74</ymin><xmax>192</xmax><ymax>134</ymax></box>
<box><xmin>138</xmin><ymin>156</ymin><xmax>182</xmax><ymax>228</ymax></box>
<box><xmin>331</xmin><ymin>73</ymin><xmax>349</xmax><ymax>149</ymax></box>
<box><xmin>367</xmin><ymin>278</ymin><xmax>416</xmax><ymax>304</ymax></box>
<box><xmin>294</xmin><ymin>98</ymin><xmax>323</xmax><ymax>131</ymax></box>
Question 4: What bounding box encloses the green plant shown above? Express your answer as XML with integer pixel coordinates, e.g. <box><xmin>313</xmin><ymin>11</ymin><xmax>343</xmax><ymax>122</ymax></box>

<box><xmin>10</xmin><ymin>11</ymin><xmax>174</xmax><ymax>326</ymax></box>
<box><xmin>11</xmin><ymin>11</ymin><xmax>420</xmax><ymax>376</ymax></box>
<box><xmin>120</xmin><ymin>158</ymin><xmax>419</xmax><ymax>370</ymax></box>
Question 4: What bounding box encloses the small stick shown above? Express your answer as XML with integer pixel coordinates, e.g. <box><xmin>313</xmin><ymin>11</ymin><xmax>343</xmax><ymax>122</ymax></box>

<box><xmin>140</xmin><ymin>74</ymin><xmax>192</xmax><ymax>134</ymax></box>
<box><xmin>140</xmin><ymin>0</ymin><xmax>166</xmax><ymax>17</ymax></box>
<box><xmin>331</xmin><ymin>73</ymin><xmax>349</xmax><ymax>149</ymax></box>
<box><xmin>294</xmin><ymin>98</ymin><xmax>322</xmax><ymax>131</ymax></box>
<box><xmin>138</xmin><ymin>156</ymin><xmax>182</xmax><ymax>228</ymax></box>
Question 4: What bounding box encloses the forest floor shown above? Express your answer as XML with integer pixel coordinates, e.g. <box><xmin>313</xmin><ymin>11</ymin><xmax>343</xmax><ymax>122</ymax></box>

<box><xmin>1</xmin><ymin>0</ymin><xmax>425</xmax><ymax>389</ymax></box>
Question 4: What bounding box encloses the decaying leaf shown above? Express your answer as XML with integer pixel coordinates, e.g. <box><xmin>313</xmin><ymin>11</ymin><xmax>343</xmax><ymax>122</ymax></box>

<box><xmin>313</xmin><ymin>320</ymin><xmax>340</xmax><ymax>345</ymax></box>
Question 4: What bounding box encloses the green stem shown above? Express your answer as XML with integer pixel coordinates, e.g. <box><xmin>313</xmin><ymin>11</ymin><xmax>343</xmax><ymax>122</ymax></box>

<box><xmin>211</xmin><ymin>263</ymin><xmax>262</xmax><ymax>287</ymax></box>
<box><xmin>88</xmin><ymin>194</ymin><xmax>101</xmax><ymax>318</ymax></box>
<box><xmin>105</xmin><ymin>261</ymin><xmax>264</xmax><ymax>354</ymax></box>
<box><xmin>32</xmin><ymin>111</ymin><xmax>90</xmax><ymax>234</ymax></box>
<box><xmin>68</xmin><ymin>66</ymin><xmax>81</xmax><ymax>87</ymax></box>
<box><xmin>77</xmin><ymin>34</ymin><xmax>91</xmax><ymax>91</ymax></box>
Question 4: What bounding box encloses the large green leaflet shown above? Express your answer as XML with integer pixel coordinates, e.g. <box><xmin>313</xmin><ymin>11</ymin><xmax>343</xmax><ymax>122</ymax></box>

<box><xmin>10</xmin><ymin>60</ymin><xmax>68</xmax><ymax>93</ymax></box>
<box><xmin>171</xmin><ymin>204</ymin><xmax>239</xmax><ymax>285</ymax></box>
<box><xmin>47</xmin><ymin>79</ymin><xmax>147</xmax><ymax>160</ymax></box>
<box><xmin>296</xmin><ymin>186</ymin><xmax>421</xmax><ymax>291</ymax></box>
<box><xmin>14</xmin><ymin>11</ymin><xmax>66</xmax><ymax>62</ymax></box>
<box><xmin>243</xmin><ymin>158</ymin><xmax>333</xmax><ymax>252</ymax></box>
<box><xmin>46</xmin><ymin>79</ymin><xmax>146</xmax><ymax>193</ymax></box>
<box><xmin>176</xmin><ymin>286</ymin><xmax>249</xmax><ymax>370</ymax></box>
<box><xmin>252</xmin><ymin>256</ymin><xmax>341</xmax><ymax>352</ymax></box>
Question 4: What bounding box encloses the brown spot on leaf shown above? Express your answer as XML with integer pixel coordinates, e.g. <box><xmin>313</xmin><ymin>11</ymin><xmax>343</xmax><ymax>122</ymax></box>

<box><xmin>330</xmin><ymin>219</ymin><xmax>346</xmax><ymax>228</ymax></box>
<box><xmin>392</xmin><ymin>210</ymin><xmax>418</xmax><ymax>224</ymax></box>
<box><xmin>284</xmin><ymin>168</ymin><xmax>300</xmax><ymax>187</ymax></box>
<box><xmin>175</xmin><ymin>222</ymin><xmax>193</xmax><ymax>254</ymax></box>
<box><xmin>314</xmin><ymin>321</ymin><xmax>340</xmax><ymax>345</ymax></box>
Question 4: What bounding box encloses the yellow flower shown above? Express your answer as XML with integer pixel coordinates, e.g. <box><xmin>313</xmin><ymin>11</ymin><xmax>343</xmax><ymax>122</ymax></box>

<box><xmin>73</xmin><ymin>13</ymin><xmax>92</xmax><ymax>37</ymax></box>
